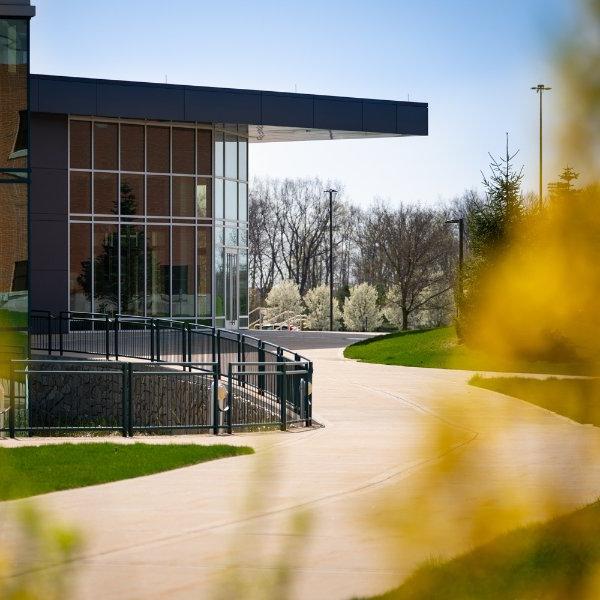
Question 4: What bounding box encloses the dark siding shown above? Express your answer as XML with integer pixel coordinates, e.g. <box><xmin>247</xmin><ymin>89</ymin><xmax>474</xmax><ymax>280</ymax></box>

<box><xmin>30</xmin><ymin>113</ymin><xmax>69</xmax><ymax>315</ymax></box>
<box><xmin>30</xmin><ymin>75</ymin><xmax>428</xmax><ymax>136</ymax></box>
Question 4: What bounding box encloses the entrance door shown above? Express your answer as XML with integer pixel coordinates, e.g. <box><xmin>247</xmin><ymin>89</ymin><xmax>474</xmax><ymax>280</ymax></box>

<box><xmin>224</xmin><ymin>250</ymin><xmax>239</xmax><ymax>329</ymax></box>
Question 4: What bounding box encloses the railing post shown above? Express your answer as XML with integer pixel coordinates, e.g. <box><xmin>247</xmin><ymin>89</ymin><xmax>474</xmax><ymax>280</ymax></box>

<box><xmin>216</xmin><ymin>329</ymin><xmax>221</xmax><ymax>377</ymax></box>
<box><xmin>212</xmin><ymin>366</ymin><xmax>220</xmax><ymax>435</ymax></box>
<box><xmin>121</xmin><ymin>362</ymin><xmax>129</xmax><ymax>437</ymax></box>
<box><xmin>238</xmin><ymin>333</ymin><xmax>245</xmax><ymax>388</ymax></box>
<box><xmin>280</xmin><ymin>362</ymin><xmax>287</xmax><ymax>431</ymax></box>
<box><xmin>59</xmin><ymin>312</ymin><xmax>64</xmax><ymax>356</ymax></box>
<box><xmin>186</xmin><ymin>322</ymin><xmax>192</xmax><ymax>368</ymax></box>
<box><xmin>105</xmin><ymin>315</ymin><xmax>110</xmax><ymax>361</ymax></box>
<box><xmin>307</xmin><ymin>362</ymin><xmax>313</xmax><ymax>427</ymax></box>
<box><xmin>227</xmin><ymin>363</ymin><xmax>233</xmax><ymax>435</ymax></box>
<box><xmin>211</xmin><ymin>327</ymin><xmax>216</xmax><ymax>364</ymax></box>
<box><xmin>114</xmin><ymin>314</ymin><xmax>120</xmax><ymax>361</ymax></box>
<box><xmin>150</xmin><ymin>319</ymin><xmax>155</xmax><ymax>362</ymax></box>
<box><xmin>156</xmin><ymin>320</ymin><xmax>161</xmax><ymax>362</ymax></box>
<box><xmin>9</xmin><ymin>361</ymin><xmax>15</xmax><ymax>438</ymax></box>
<box><xmin>47</xmin><ymin>312</ymin><xmax>52</xmax><ymax>356</ymax></box>
<box><xmin>127</xmin><ymin>363</ymin><xmax>134</xmax><ymax>437</ymax></box>
<box><xmin>258</xmin><ymin>341</ymin><xmax>265</xmax><ymax>396</ymax></box>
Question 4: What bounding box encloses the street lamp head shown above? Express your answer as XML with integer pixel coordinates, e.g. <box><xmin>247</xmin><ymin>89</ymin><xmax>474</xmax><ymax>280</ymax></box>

<box><xmin>324</xmin><ymin>188</ymin><xmax>338</xmax><ymax>196</ymax></box>
<box><xmin>531</xmin><ymin>84</ymin><xmax>552</xmax><ymax>92</ymax></box>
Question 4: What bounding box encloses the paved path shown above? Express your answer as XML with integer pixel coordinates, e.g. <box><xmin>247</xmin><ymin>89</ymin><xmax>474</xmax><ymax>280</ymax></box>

<box><xmin>2</xmin><ymin>337</ymin><xmax>600</xmax><ymax>599</ymax></box>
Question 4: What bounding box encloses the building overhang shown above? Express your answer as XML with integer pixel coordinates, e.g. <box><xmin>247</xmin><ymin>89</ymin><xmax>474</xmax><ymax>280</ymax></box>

<box><xmin>30</xmin><ymin>74</ymin><xmax>428</xmax><ymax>142</ymax></box>
<box><xmin>0</xmin><ymin>1</ymin><xmax>36</xmax><ymax>18</ymax></box>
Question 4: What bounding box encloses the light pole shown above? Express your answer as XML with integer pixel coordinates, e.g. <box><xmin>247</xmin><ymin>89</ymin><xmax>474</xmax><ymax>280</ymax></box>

<box><xmin>324</xmin><ymin>189</ymin><xmax>338</xmax><ymax>331</ymax></box>
<box><xmin>531</xmin><ymin>84</ymin><xmax>551</xmax><ymax>206</ymax></box>
<box><xmin>445</xmin><ymin>218</ymin><xmax>464</xmax><ymax>315</ymax></box>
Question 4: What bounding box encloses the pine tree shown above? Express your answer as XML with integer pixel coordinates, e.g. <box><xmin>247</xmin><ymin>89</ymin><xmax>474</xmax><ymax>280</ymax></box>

<box><xmin>468</xmin><ymin>134</ymin><xmax>524</xmax><ymax>259</ymax></box>
<box><xmin>547</xmin><ymin>166</ymin><xmax>580</xmax><ymax>201</ymax></box>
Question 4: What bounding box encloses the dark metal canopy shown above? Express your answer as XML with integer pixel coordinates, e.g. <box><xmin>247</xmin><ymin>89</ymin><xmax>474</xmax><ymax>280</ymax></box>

<box><xmin>30</xmin><ymin>74</ymin><xmax>428</xmax><ymax>143</ymax></box>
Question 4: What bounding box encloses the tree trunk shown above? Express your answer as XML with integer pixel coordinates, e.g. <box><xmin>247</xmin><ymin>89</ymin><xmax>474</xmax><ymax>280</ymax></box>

<box><xmin>401</xmin><ymin>307</ymin><xmax>409</xmax><ymax>331</ymax></box>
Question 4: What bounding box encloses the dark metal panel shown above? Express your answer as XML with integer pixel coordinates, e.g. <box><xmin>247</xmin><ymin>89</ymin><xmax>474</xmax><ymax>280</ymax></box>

<box><xmin>30</xmin><ymin>168</ymin><xmax>68</xmax><ymax>215</ymax></box>
<box><xmin>30</xmin><ymin>268</ymin><xmax>68</xmax><ymax>315</ymax></box>
<box><xmin>37</xmin><ymin>78</ymin><xmax>96</xmax><ymax>115</ymax></box>
<box><xmin>185</xmin><ymin>88</ymin><xmax>261</xmax><ymax>123</ymax></box>
<box><xmin>363</xmin><ymin>101</ymin><xmax>397</xmax><ymax>134</ymax></box>
<box><xmin>396</xmin><ymin>104</ymin><xmax>428</xmax><ymax>135</ymax></box>
<box><xmin>30</xmin><ymin>113</ymin><xmax>68</xmax><ymax>170</ymax></box>
<box><xmin>98</xmin><ymin>82</ymin><xmax>185</xmax><ymax>121</ymax></box>
<box><xmin>261</xmin><ymin>93</ymin><xmax>314</xmax><ymax>128</ymax></box>
<box><xmin>30</xmin><ymin>218</ymin><xmax>68</xmax><ymax>270</ymax></box>
<box><xmin>29</xmin><ymin>75</ymin><xmax>39</xmax><ymax>111</ymax></box>
<box><xmin>314</xmin><ymin>97</ymin><xmax>363</xmax><ymax>131</ymax></box>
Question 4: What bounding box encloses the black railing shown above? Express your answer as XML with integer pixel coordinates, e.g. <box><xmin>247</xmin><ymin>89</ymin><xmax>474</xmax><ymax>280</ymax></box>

<box><xmin>5</xmin><ymin>310</ymin><xmax>314</xmax><ymax>437</ymax></box>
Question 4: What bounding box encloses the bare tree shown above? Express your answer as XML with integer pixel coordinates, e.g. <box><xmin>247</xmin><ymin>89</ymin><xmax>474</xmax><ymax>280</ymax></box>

<box><xmin>365</xmin><ymin>203</ymin><xmax>455</xmax><ymax>330</ymax></box>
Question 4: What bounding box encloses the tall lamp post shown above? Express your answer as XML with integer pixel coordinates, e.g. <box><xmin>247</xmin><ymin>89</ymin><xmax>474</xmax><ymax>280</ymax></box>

<box><xmin>324</xmin><ymin>189</ymin><xmax>338</xmax><ymax>331</ymax></box>
<box><xmin>445</xmin><ymin>218</ymin><xmax>464</xmax><ymax>315</ymax></box>
<box><xmin>531</xmin><ymin>84</ymin><xmax>551</xmax><ymax>206</ymax></box>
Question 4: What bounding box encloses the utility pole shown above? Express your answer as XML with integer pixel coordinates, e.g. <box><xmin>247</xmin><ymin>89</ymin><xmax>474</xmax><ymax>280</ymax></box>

<box><xmin>531</xmin><ymin>84</ymin><xmax>551</xmax><ymax>207</ymax></box>
<box><xmin>445</xmin><ymin>218</ymin><xmax>464</xmax><ymax>316</ymax></box>
<box><xmin>324</xmin><ymin>189</ymin><xmax>337</xmax><ymax>331</ymax></box>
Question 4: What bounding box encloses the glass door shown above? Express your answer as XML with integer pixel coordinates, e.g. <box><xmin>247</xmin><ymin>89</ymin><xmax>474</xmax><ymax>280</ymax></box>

<box><xmin>224</xmin><ymin>250</ymin><xmax>239</xmax><ymax>329</ymax></box>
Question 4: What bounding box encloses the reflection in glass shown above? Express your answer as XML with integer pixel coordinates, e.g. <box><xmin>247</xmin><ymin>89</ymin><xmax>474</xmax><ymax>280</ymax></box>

<box><xmin>225</xmin><ymin>227</ymin><xmax>237</xmax><ymax>247</ymax></box>
<box><xmin>196</xmin><ymin>178</ymin><xmax>211</xmax><ymax>218</ymax></box>
<box><xmin>172</xmin><ymin>128</ymin><xmax>195</xmax><ymax>174</ymax></box>
<box><xmin>239</xmin><ymin>182</ymin><xmax>248</xmax><ymax>222</ymax></box>
<box><xmin>94</xmin><ymin>122</ymin><xmax>118</xmax><ymax>170</ymax></box>
<box><xmin>215</xmin><ymin>247</ymin><xmax>224</xmax><ymax>317</ymax></box>
<box><xmin>214</xmin><ymin>131</ymin><xmax>224</xmax><ymax>177</ymax></box>
<box><xmin>225</xmin><ymin>134</ymin><xmax>237</xmax><ymax>179</ymax></box>
<box><xmin>146</xmin><ymin>226</ymin><xmax>170</xmax><ymax>316</ymax></box>
<box><xmin>197</xmin><ymin>129</ymin><xmax>212</xmax><ymax>175</ymax></box>
<box><xmin>239</xmin><ymin>226</ymin><xmax>248</xmax><ymax>247</ymax></box>
<box><xmin>172</xmin><ymin>176</ymin><xmax>194</xmax><ymax>217</ymax></box>
<box><xmin>120</xmin><ymin>224</ymin><xmax>145</xmax><ymax>314</ymax></box>
<box><xmin>146</xmin><ymin>175</ymin><xmax>169</xmax><ymax>216</ymax></box>
<box><xmin>238</xmin><ymin>139</ymin><xmax>247</xmax><ymax>181</ymax></box>
<box><xmin>120</xmin><ymin>174</ymin><xmax>143</xmax><ymax>216</ymax></box>
<box><xmin>69</xmin><ymin>223</ymin><xmax>90</xmax><ymax>312</ymax></box>
<box><xmin>214</xmin><ymin>178</ymin><xmax>223</xmax><ymax>219</ymax></box>
<box><xmin>172</xmin><ymin>226</ymin><xmax>194</xmax><ymax>317</ymax></box>
<box><xmin>0</xmin><ymin>183</ymin><xmax>28</xmax><ymax>323</ymax></box>
<box><xmin>239</xmin><ymin>251</ymin><xmax>248</xmax><ymax>316</ymax></box>
<box><xmin>89</xmin><ymin>224</ymin><xmax>119</xmax><ymax>313</ymax></box>
<box><xmin>147</xmin><ymin>126</ymin><xmax>170</xmax><ymax>173</ymax></box>
<box><xmin>120</xmin><ymin>124</ymin><xmax>144</xmax><ymax>172</ymax></box>
<box><xmin>70</xmin><ymin>171</ymin><xmax>91</xmax><ymax>213</ymax></box>
<box><xmin>94</xmin><ymin>172</ymin><xmax>118</xmax><ymax>214</ymax></box>
<box><xmin>70</xmin><ymin>120</ymin><xmax>91</xmax><ymax>169</ymax></box>
<box><xmin>225</xmin><ymin>180</ymin><xmax>237</xmax><ymax>220</ymax></box>
<box><xmin>197</xmin><ymin>228</ymin><xmax>212</xmax><ymax>317</ymax></box>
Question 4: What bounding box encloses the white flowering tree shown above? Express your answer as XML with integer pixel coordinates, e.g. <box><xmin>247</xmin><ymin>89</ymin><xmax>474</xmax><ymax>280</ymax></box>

<box><xmin>264</xmin><ymin>280</ymin><xmax>304</xmax><ymax>325</ymax></box>
<box><xmin>383</xmin><ymin>284</ymin><xmax>403</xmax><ymax>329</ymax></box>
<box><xmin>304</xmin><ymin>285</ymin><xmax>342</xmax><ymax>330</ymax></box>
<box><xmin>343</xmin><ymin>283</ymin><xmax>382</xmax><ymax>332</ymax></box>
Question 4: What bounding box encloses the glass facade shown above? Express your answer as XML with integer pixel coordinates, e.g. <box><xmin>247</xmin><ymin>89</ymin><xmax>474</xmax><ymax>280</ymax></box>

<box><xmin>69</xmin><ymin>118</ymin><xmax>249</xmax><ymax>326</ymax></box>
<box><xmin>0</xmin><ymin>18</ymin><xmax>29</xmax><ymax>328</ymax></box>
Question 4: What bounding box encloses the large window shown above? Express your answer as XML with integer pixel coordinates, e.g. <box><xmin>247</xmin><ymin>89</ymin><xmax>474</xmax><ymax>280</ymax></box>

<box><xmin>0</xmin><ymin>18</ymin><xmax>29</xmax><ymax>328</ymax></box>
<box><xmin>69</xmin><ymin>119</ymin><xmax>214</xmax><ymax>321</ymax></box>
<box><xmin>213</xmin><ymin>123</ymin><xmax>249</xmax><ymax>328</ymax></box>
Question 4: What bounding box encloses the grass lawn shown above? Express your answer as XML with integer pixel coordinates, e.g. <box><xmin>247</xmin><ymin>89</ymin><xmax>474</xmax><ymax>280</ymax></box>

<box><xmin>470</xmin><ymin>375</ymin><xmax>600</xmax><ymax>427</ymax></box>
<box><xmin>344</xmin><ymin>327</ymin><xmax>590</xmax><ymax>375</ymax></box>
<box><xmin>365</xmin><ymin>500</ymin><xmax>600</xmax><ymax>600</ymax></box>
<box><xmin>0</xmin><ymin>442</ymin><xmax>253</xmax><ymax>501</ymax></box>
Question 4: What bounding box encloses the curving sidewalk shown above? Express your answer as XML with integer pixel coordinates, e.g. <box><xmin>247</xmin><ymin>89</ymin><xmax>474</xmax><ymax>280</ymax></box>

<box><xmin>2</xmin><ymin>337</ymin><xmax>600</xmax><ymax>599</ymax></box>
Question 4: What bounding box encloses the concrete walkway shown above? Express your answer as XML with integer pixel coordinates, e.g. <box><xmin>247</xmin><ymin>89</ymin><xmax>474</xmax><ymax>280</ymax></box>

<box><xmin>2</xmin><ymin>337</ymin><xmax>600</xmax><ymax>599</ymax></box>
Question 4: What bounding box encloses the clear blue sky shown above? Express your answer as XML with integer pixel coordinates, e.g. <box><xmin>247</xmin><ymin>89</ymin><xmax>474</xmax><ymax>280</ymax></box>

<box><xmin>31</xmin><ymin>0</ymin><xmax>574</xmax><ymax>207</ymax></box>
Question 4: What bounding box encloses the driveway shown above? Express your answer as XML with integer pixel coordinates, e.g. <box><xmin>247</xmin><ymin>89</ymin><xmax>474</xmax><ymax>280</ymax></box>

<box><xmin>1</xmin><ymin>337</ymin><xmax>600</xmax><ymax>599</ymax></box>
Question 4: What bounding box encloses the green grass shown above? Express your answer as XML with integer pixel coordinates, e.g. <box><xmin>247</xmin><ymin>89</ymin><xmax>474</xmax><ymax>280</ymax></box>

<box><xmin>0</xmin><ymin>443</ymin><xmax>253</xmax><ymax>501</ymax></box>
<box><xmin>470</xmin><ymin>375</ymin><xmax>600</xmax><ymax>426</ymax></box>
<box><xmin>344</xmin><ymin>327</ymin><xmax>590</xmax><ymax>375</ymax></box>
<box><xmin>364</xmin><ymin>500</ymin><xmax>600</xmax><ymax>600</ymax></box>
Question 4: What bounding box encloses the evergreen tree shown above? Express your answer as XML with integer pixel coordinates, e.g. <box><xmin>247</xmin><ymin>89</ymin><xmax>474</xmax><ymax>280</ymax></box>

<box><xmin>468</xmin><ymin>134</ymin><xmax>524</xmax><ymax>259</ymax></box>
<box><xmin>547</xmin><ymin>166</ymin><xmax>580</xmax><ymax>201</ymax></box>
